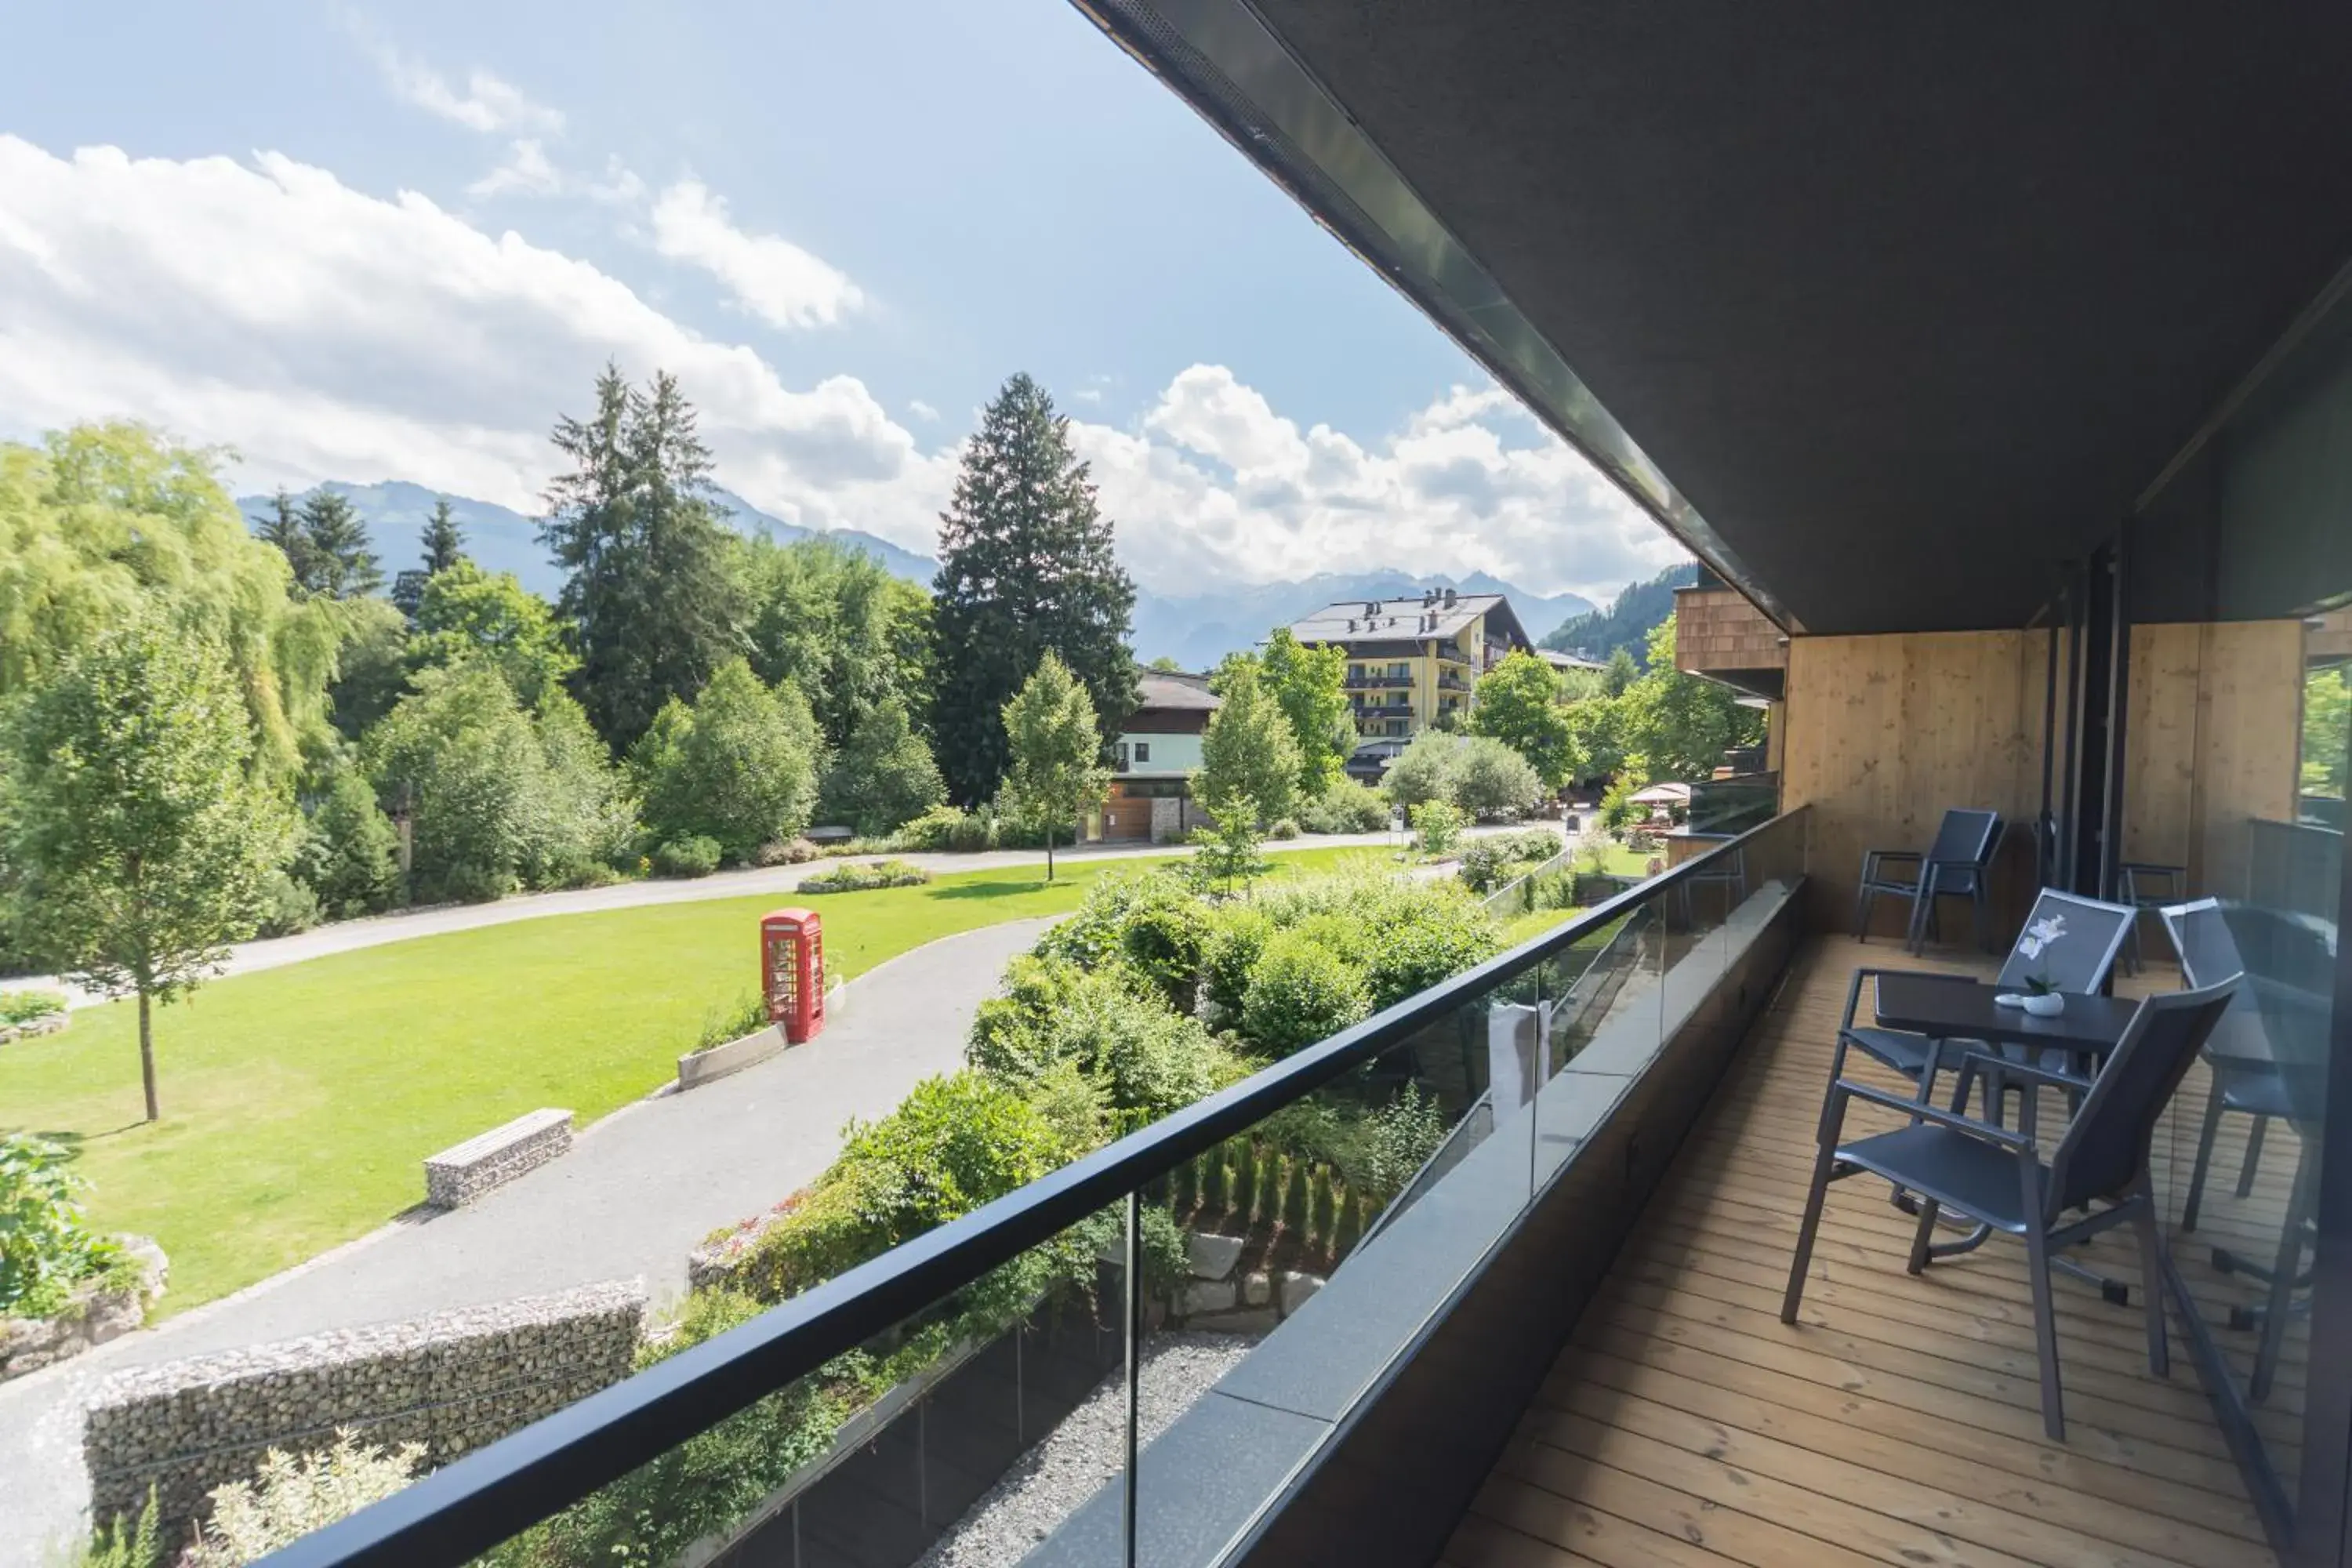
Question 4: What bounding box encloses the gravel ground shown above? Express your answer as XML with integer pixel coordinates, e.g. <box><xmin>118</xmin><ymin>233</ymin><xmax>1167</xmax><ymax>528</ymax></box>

<box><xmin>915</xmin><ymin>1331</ymin><xmax>1261</xmax><ymax>1567</ymax></box>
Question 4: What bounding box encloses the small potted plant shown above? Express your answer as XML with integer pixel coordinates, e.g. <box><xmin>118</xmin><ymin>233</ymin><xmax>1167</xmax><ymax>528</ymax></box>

<box><xmin>2021</xmin><ymin>973</ymin><xmax>2066</xmax><ymax>1017</ymax></box>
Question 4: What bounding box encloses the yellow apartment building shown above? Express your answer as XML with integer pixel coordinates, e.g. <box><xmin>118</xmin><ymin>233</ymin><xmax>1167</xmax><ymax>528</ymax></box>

<box><xmin>1289</xmin><ymin>588</ymin><xmax>1537</xmax><ymax>745</ymax></box>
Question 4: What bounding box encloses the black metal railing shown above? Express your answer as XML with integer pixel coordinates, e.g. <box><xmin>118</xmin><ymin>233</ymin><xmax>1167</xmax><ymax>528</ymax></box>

<box><xmin>258</xmin><ymin>808</ymin><xmax>1809</xmax><ymax>1568</ymax></box>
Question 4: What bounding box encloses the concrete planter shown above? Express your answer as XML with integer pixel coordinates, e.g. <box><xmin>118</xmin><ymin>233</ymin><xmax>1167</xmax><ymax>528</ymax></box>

<box><xmin>0</xmin><ymin>1236</ymin><xmax>166</xmax><ymax>1383</ymax></box>
<box><xmin>673</xmin><ymin>980</ymin><xmax>847</xmax><ymax>1093</ymax></box>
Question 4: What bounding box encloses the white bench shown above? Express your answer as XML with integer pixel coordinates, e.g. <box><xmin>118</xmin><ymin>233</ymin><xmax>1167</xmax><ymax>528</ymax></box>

<box><xmin>424</xmin><ymin>1109</ymin><xmax>574</xmax><ymax>1208</ymax></box>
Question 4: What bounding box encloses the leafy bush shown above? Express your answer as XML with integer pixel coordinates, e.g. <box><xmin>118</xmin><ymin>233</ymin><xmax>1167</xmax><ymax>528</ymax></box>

<box><xmin>1454</xmin><ymin>736</ymin><xmax>1545</xmax><ymax>818</ymax></box>
<box><xmin>633</xmin><ymin>660</ymin><xmax>823</xmax><ymax>865</ymax></box>
<box><xmin>252</xmin><ymin>868</ymin><xmax>322</xmax><ymax>938</ymax></box>
<box><xmin>1032</xmin><ymin>872</ymin><xmax>1212</xmax><ymax>1012</ymax></box>
<box><xmin>1192</xmin><ymin>792</ymin><xmax>1268</xmax><ymax>890</ymax></box>
<box><xmin>297</xmin><ymin>766</ymin><xmax>400</xmax><ymax>918</ymax></box>
<box><xmin>1410</xmin><ymin>800</ymin><xmax>1465</xmax><ymax>855</ymax></box>
<box><xmin>797</xmin><ymin>858</ymin><xmax>931</xmax><ymax>893</ymax></box>
<box><xmin>2</xmin><ymin>1134</ymin><xmax>123</xmax><ymax>1318</ymax></box>
<box><xmin>735</xmin><ymin>1073</ymin><xmax>1066</xmax><ymax>1301</ymax></box>
<box><xmin>1244</xmin><ymin>865</ymin><xmax>1502</xmax><ymax>1012</ymax></box>
<box><xmin>650</xmin><ymin>835</ymin><xmax>723</xmax><ymax>878</ymax></box>
<box><xmin>0</xmin><ymin>989</ymin><xmax>65</xmax><ymax>1025</ymax></box>
<box><xmin>1298</xmin><ymin>778</ymin><xmax>1391</xmax><ymax>835</ymax></box>
<box><xmin>187</xmin><ymin>1432</ymin><xmax>423</xmax><ymax>1567</ymax></box>
<box><xmin>968</xmin><ymin>957</ymin><xmax>1245</xmax><ymax>1128</ymax></box>
<box><xmin>1268</xmin><ymin>817</ymin><xmax>1301</xmax><ymax>840</ymax></box>
<box><xmin>818</xmin><ymin>698</ymin><xmax>947</xmax><ymax>837</ymax></box>
<box><xmin>1200</xmin><ymin>905</ymin><xmax>1274</xmax><ymax>1025</ymax></box>
<box><xmin>753</xmin><ymin>837</ymin><xmax>821</xmax><ymax>866</ymax></box>
<box><xmin>1380</xmin><ymin>731</ymin><xmax>1462</xmax><ymax>808</ymax></box>
<box><xmin>1457</xmin><ymin>828</ymin><xmax>1566</xmax><ymax>893</ymax></box>
<box><xmin>898</xmin><ymin>804</ymin><xmax>994</xmax><ymax>852</ymax></box>
<box><xmin>1598</xmin><ymin>769</ymin><xmax>1642</xmax><ymax>834</ymax></box>
<box><xmin>364</xmin><ymin>666</ymin><xmax>628</xmax><ymax>902</ymax></box>
<box><xmin>1241</xmin><ymin>929</ymin><xmax>1373</xmax><ymax>1057</ymax></box>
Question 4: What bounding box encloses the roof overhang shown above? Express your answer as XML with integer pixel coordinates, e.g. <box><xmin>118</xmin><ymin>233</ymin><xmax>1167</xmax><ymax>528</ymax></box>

<box><xmin>1073</xmin><ymin>0</ymin><xmax>2352</xmax><ymax>635</ymax></box>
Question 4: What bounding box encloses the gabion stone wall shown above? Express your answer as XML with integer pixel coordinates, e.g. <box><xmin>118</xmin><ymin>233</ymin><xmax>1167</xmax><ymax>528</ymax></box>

<box><xmin>83</xmin><ymin>1278</ymin><xmax>644</xmax><ymax>1530</ymax></box>
<box><xmin>424</xmin><ymin>1108</ymin><xmax>574</xmax><ymax>1208</ymax></box>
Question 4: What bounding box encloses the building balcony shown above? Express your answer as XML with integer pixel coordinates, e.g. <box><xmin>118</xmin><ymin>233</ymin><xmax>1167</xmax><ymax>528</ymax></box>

<box><xmin>221</xmin><ymin>809</ymin><xmax>2292</xmax><ymax>1568</ymax></box>
<box><xmin>1346</xmin><ymin>672</ymin><xmax>1414</xmax><ymax>689</ymax></box>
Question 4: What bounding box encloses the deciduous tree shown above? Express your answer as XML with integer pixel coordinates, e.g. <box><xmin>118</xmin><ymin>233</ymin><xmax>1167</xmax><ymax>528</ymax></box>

<box><xmin>1615</xmin><ymin>615</ymin><xmax>1762</xmax><ymax>781</ymax></box>
<box><xmin>932</xmin><ymin>375</ymin><xmax>1137</xmax><ymax>804</ymax></box>
<box><xmin>998</xmin><ymin>652</ymin><xmax>1110</xmax><ymax>881</ymax></box>
<box><xmin>820</xmin><ymin>696</ymin><xmax>947</xmax><ymax>837</ymax></box>
<box><xmin>2</xmin><ymin>425</ymin><xmax>341</xmax><ymax>777</ymax></box>
<box><xmin>633</xmin><ymin>659</ymin><xmax>823</xmax><ymax>863</ymax></box>
<box><xmin>2</xmin><ymin>613</ymin><xmax>297</xmax><ymax>1121</ymax></box>
<box><xmin>740</xmin><ymin>535</ymin><xmax>934</xmax><ymax>751</ymax></box>
<box><xmin>407</xmin><ymin>560</ymin><xmax>578</xmax><ymax>710</ymax></box>
<box><xmin>1469</xmin><ymin>649</ymin><xmax>1579</xmax><ymax>788</ymax></box>
<box><xmin>1258</xmin><ymin>630</ymin><xmax>1353</xmax><ymax>794</ymax></box>
<box><xmin>1196</xmin><ymin>666</ymin><xmax>1301</xmax><ymax>826</ymax></box>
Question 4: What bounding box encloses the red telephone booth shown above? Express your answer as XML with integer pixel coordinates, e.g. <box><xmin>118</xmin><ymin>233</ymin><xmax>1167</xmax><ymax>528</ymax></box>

<box><xmin>760</xmin><ymin>909</ymin><xmax>826</xmax><ymax>1044</ymax></box>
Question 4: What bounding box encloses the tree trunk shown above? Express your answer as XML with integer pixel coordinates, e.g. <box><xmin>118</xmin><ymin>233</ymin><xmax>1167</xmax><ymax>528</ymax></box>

<box><xmin>1045</xmin><ymin>823</ymin><xmax>1056</xmax><ymax>882</ymax></box>
<box><xmin>138</xmin><ymin>990</ymin><xmax>160</xmax><ymax>1122</ymax></box>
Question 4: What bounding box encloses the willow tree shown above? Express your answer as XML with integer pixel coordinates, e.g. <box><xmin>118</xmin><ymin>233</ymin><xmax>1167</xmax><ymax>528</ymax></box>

<box><xmin>0</xmin><ymin>424</ymin><xmax>343</xmax><ymax>779</ymax></box>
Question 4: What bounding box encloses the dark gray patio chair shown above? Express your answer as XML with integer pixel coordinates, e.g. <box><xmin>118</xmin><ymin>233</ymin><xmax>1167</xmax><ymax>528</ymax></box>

<box><xmin>1854</xmin><ymin>808</ymin><xmax>2000</xmax><ymax>953</ymax></box>
<box><xmin>1783</xmin><ymin>979</ymin><xmax>2239</xmax><ymax>1440</ymax></box>
<box><xmin>2161</xmin><ymin>898</ymin><xmax>2277</xmax><ymax>1231</ymax></box>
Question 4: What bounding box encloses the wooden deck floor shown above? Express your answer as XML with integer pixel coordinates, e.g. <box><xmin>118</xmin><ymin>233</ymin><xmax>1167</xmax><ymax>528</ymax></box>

<box><xmin>1443</xmin><ymin>936</ymin><xmax>2282</xmax><ymax>1568</ymax></box>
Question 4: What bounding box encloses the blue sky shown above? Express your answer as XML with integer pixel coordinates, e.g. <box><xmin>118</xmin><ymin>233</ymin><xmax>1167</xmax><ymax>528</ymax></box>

<box><xmin>0</xmin><ymin>0</ymin><xmax>1680</xmax><ymax>597</ymax></box>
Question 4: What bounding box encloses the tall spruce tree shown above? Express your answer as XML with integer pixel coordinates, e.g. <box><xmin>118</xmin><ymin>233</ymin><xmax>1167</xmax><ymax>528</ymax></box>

<box><xmin>540</xmin><ymin>365</ymin><xmax>745</xmax><ymax>750</ymax></box>
<box><xmin>394</xmin><ymin>496</ymin><xmax>470</xmax><ymax>619</ymax></box>
<box><xmin>254</xmin><ymin>488</ymin><xmax>319</xmax><ymax>591</ymax></box>
<box><xmin>295</xmin><ymin>489</ymin><xmax>383</xmax><ymax>599</ymax></box>
<box><xmin>931</xmin><ymin>374</ymin><xmax>1138</xmax><ymax>804</ymax></box>
<box><xmin>421</xmin><ymin>497</ymin><xmax>466</xmax><ymax>574</ymax></box>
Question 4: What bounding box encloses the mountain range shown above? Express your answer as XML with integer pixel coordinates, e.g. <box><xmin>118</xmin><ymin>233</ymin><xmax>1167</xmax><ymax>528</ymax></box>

<box><xmin>238</xmin><ymin>481</ymin><xmax>1596</xmax><ymax>672</ymax></box>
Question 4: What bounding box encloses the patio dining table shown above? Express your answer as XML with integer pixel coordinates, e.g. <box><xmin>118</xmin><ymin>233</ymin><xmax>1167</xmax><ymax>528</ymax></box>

<box><xmin>1868</xmin><ymin>971</ymin><xmax>2145</xmax><ymax>1296</ymax></box>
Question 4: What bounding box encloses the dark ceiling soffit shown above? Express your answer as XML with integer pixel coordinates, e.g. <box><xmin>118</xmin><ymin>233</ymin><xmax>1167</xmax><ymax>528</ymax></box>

<box><xmin>1069</xmin><ymin>0</ymin><xmax>1806</xmax><ymax>635</ymax></box>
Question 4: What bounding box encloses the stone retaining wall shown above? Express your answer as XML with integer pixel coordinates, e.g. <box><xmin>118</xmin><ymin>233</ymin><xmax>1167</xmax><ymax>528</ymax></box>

<box><xmin>0</xmin><ymin>1237</ymin><xmax>166</xmax><ymax>1383</ymax></box>
<box><xmin>0</xmin><ymin>1010</ymin><xmax>68</xmax><ymax>1047</ymax></box>
<box><xmin>84</xmin><ymin>1279</ymin><xmax>644</xmax><ymax>1530</ymax></box>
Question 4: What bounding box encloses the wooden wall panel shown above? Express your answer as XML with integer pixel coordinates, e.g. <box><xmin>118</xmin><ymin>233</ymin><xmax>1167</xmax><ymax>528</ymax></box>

<box><xmin>2122</xmin><ymin>621</ymin><xmax>2303</xmax><ymax>898</ymax></box>
<box><xmin>1782</xmin><ymin>630</ymin><xmax>2051</xmax><ymax>937</ymax></box>
<box><xmin>1781</xmin><ymin>622</ymin><xmax>2304</xmax><ymax>939</ymax></box>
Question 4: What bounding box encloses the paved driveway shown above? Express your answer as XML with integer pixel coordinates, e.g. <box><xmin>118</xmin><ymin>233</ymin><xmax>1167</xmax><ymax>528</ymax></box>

<box><xmin>0</xmin><ymin>916</ymin><xmax>1055</xmax><ymax>1564</ymax></box>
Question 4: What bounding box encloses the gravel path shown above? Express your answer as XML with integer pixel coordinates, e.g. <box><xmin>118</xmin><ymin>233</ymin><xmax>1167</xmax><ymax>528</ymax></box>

<box><xmin>0</xmin><ymin>917</ymin><xmax>1054</xmax><ymax>1568</ymax></box>
<box><xmin>915</xmin><ymin>1332</ymin><xmax>1261</xmax><ymax>1568</ymax></box>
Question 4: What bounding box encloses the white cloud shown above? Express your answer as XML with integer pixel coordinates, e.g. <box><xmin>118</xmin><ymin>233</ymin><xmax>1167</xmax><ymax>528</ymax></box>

<box><xmin>1070</xmin><ymin>365</ymin><xmax>1681</xmax><ymax>601</ymax></box>
<box><xmin>373</xmin><ymin>46</ymin><xmax>563</xmax><ymax>135</ymax></box>
<box><xmin>0</xmin><ymin>137</ymin><xmax>1676</xmax><ymax>601</ymax></box>
<box><xmin>466</xmin><ymin>139</ymin><xmax>562</xmax><ymax>199</ymax></box>
<box><xmin>0</xmin><ymin>137</ymin><xmax>941</xmax><ymax>544</ymax></box>
<box><xmin>908</xmin><ymin>399</ymin><xmax>939</xmax><ymax>422</ymax></box>
<box><xmin>650</xmin><ymin>179</ymin><xmax>863</xmax><ymax>331</ymax></box>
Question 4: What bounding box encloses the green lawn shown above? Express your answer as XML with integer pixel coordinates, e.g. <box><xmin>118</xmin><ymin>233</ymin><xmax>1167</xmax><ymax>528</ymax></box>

<box><xmin>0</xmin><ymin>844</ymin><xmax>1370</xmax><ymax>1314</ymax></box>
